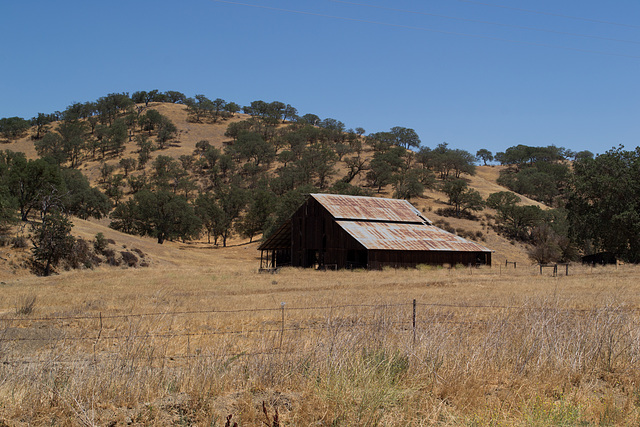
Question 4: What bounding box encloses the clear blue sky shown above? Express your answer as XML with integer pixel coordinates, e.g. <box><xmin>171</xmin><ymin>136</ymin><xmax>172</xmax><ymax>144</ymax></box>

<box><xmin>1</xmin><ymin>0</ymin><xmax>639</xmax><ymax>156</ymax></box>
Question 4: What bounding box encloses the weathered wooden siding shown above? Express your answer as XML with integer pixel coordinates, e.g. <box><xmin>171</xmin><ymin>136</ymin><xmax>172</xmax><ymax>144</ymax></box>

<box><xmin>368</xmin><ymin>250</ymin><xmax>491</xmax><ymax>269</ymax></box>
<box><xmin>291</xmin><ymin>198</ymin><xmax>365</xmax><ymax>269</ymax></box>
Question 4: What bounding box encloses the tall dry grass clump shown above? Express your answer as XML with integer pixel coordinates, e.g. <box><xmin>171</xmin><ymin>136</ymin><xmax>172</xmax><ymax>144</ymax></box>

<box><xmin>14</xmin><ymin>294</ymin><xmax>37</xmax><ymax>315</ymax></box>
<box><xmin>1</xmin><ymin>264</ymin><xmax>640</xmax><ymax>425</ymax></box>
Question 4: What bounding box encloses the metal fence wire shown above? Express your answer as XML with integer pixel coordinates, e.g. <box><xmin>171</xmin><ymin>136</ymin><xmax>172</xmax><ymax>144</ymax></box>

<box><xmin>1</xmin><ymin>300</ymin><xmax>639</xmax><ymax>365</ymax></box>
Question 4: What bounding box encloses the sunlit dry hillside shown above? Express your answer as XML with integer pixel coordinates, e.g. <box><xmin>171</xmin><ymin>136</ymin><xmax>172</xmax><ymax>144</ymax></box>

<box><xmin>0</xmin><ymin>101</ymin><xmax>546</xmax><ymax>276</ymax></box>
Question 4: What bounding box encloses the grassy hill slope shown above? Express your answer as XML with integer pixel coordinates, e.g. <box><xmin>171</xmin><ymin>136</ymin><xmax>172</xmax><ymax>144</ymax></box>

<box><xmin>0</xmin><ymin>102</ymin><xmax>544</xmax><ymax>277</ymax></box>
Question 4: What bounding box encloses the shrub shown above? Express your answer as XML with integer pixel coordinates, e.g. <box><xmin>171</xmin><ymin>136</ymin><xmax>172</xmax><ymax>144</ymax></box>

<box><xmin>65</xmin><ymin>238</ymin><xmax>101</xmax><ymax>270</ymax></box>
<box><xmin>433</xmin><ymin>219</ymin><xmax>456</xmax><ymax>234</ymax></box>
<box><xmin>435</xmin><ymin>207</ymin><xmax>479</xmax><ymax>220</ymax></box>
<box><xmin>12</xmin><ymin>236</ymin><xmax>28</xmax><ymax>249</ymax></box>
<box><xmin>101</xmin><ymin>247</ymin><xmax>120</xmax><ymax>266</ymax></box>
<box><xmin>433</xmin><ymin>219</ymin><xmax>450</xmax><ymax>229</ymax></box>
<box><xmin>120</xmin><ymin>251</ymin><xmax>138</xmax><ymax>267</ymax></box>
<box><xmin>455</xmin><ymin>229</ymin><xmax>478</xmax><ymax>241</ymax></box>
<box><xmin>94</xmin><ymin>232</ymin><xmax>108</xmax><ymax>254</ymax></box>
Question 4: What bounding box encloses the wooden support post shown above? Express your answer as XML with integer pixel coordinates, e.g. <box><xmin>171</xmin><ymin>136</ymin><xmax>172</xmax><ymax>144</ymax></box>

<box><xmin>539</xmin><ymin>264</ymin><xmax>562</xmax><ymax>277</ymax></box>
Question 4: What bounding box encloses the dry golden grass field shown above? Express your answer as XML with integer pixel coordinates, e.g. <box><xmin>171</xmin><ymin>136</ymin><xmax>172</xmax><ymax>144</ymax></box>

<box><xmin>2</xmin><ymin>229</ymin><xmax>640</xmax><ymax>426</ymax></box>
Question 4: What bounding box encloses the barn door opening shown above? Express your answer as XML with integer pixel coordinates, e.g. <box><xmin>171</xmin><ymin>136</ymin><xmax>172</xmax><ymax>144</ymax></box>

<box><xmin>347</xmin><ymin>250</ymin><xmax>368</xmax><ymax>269</ymax></box>
<box><xmin>305</xmin><ymin>249</ymin><xmax>320</xmax><ymax>268</ymax></box>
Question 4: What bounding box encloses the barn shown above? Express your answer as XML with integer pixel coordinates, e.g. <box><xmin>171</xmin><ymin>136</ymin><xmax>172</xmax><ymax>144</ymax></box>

<box><xmin>258</xmin><ymin>194</ymin><xmax>492</xmax><ymax>270</ymax></box>
<box><xmin>581</xmin><ymin>252</ymin><xmax>618</xmax><ymax>265</ymax></box>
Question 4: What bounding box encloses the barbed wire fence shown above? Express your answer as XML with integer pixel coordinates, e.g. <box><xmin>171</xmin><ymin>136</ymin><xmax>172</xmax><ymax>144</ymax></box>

<box><xmin>2</xmin><ymin>300</ymin><xmax>639</xmax><ymax>366</ymax></box>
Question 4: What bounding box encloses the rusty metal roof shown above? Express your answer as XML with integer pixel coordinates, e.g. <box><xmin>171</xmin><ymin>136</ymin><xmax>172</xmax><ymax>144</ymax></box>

<box><xmin>336</xmin><ymin>221</ymin><xmax>492</xmax><ymax>252</ymax></box>
<box><xmin>311</xmin><ymin>194</ymin><xmax>430</xmax><ymax>223</ymax></box>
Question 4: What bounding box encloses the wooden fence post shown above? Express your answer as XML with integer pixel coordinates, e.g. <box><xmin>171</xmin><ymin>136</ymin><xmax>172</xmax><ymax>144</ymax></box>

<box><xmin>187</xmin><ymin>335</ymin><xmax>191</xmax><ymax>368</ymax></box>
<box><xmin>93</xmin><ymin>312</ymin><xmax>102</xmax><ymax>363</ymax></box>
<box><xmin>412</xmin><ymin>299</ymin><xmax>417</xmax><ymax>346</ymax></box>
<box><xmin>279</xmin><ymin>302</ymin><xmax>285</xmax><ymax>349</ymax></box>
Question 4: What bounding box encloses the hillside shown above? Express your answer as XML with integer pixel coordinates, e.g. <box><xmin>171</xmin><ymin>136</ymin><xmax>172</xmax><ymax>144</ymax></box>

<box><xmin>0</xmin><ymin>101</ymin><xmax>546</xmax><ymax>277</ymax></box>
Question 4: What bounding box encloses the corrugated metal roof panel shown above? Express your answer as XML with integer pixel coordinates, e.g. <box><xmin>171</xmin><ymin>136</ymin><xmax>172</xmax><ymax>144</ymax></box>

<box><xmin>336</xmin><ymin>221</ymin><xmax>492</xmax><ymax>252</ymax></box>
<box><xmin>311</xmin><ymin>194</ymin><xmax>429</xmax><ymax>223</ymax></box>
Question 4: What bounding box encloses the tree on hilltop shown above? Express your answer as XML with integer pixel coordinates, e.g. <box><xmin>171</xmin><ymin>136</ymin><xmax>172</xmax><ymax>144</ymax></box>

<box><xmin>390</xmin><ymin>126</ymin><xmax>421</xmax><ymax>149</ymax></box>
<box><xmin>476</xmin><ymin>149</ymin><xmax>493</xmax><ymax>165</ymax></box>
<box><xmin>96</xmin><ymin>93</ymin><xmax>134</xmax><ymax>125</ymax></box>
<box><xmin>30</xmin><ymin>113</ymin><xmax>55</xmax><ymax>140</ymax></box>
<box><xmin>0</xmin><ymin>117</ymin><xmax>30</xmax><ymax>140</ymax></box>
<box><xmin>164</xmin><ymin>91</ymin><xmax>187</xmax><ymax>104</ymax></box>
<box><xmin>185</xmin><ymin>94</ymin><xmax>213</xmax><ymax>123</ymax></box>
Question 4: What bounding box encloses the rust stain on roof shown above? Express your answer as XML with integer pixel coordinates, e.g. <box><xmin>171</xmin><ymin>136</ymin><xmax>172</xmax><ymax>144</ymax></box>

<box><xmin>311</xmin><ymin>193</ymin><xmax>429</xmax><ymax>223</ymax></box>
<box><xmin>336</xmin><ymin>221</ymin><xmax>492</xmax><ymax>252</ymax></box>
